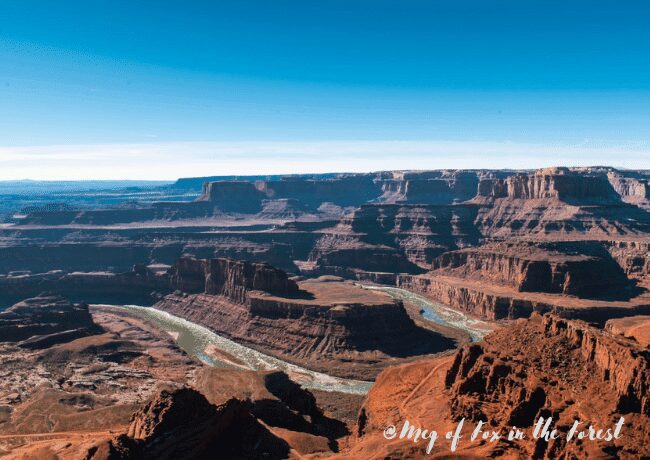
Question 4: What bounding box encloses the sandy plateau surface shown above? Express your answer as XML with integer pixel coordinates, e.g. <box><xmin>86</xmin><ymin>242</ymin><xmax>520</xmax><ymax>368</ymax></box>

<box><xmin>0</xmin><ymin>308</ymin><xmax>200</xmax><ymax>456</ymax></box>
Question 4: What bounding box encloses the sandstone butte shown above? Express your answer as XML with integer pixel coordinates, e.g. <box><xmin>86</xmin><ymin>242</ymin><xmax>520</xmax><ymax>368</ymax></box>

<box><xmin>0</xmin><ymin>166</ymin><xmax>649</xmax><ymax>459</ymax></box>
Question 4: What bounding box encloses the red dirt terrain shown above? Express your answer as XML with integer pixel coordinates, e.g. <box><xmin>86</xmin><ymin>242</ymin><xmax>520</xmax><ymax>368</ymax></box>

<box><xmin>341</xmin><ymin>314</ymin><xmax>650</xmax><ymax>459</ymax></box>
<box><xmin>1</xmin><ymin>167</ymin><xmax>649</xmax><ymax>458</ymax></box>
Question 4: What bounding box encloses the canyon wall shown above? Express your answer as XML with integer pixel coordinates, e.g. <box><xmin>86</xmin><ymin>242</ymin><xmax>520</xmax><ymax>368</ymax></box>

<box><xmin>348</xmin><ymin>313</ymin><xmax>650</xmax><ymax>458</ymax></box>
<box><xmin>430</xmin><ymin>241</ymin><xmax>630</xmax><ymax>297</ymax></box>
<box><xmin>159</xmin><ymin>257</ymin><xmax>457</xmax><ymax>379</ymax></box>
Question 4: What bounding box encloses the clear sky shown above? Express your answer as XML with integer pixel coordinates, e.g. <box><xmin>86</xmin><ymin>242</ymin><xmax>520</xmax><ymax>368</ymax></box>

<box><xmin>1</xmin><ymin>0</ymin><xmax>649</xmax><ymax>179</ymax></box>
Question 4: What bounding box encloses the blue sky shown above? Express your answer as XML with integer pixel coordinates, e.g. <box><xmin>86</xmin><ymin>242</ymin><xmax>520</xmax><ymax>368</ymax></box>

<box><xmin>1</xmin><ymin>0</ymin><xmax>649</xmax><ymax>179</ymax></box>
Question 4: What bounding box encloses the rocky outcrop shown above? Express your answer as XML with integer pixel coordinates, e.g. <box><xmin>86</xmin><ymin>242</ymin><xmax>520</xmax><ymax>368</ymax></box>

<box><xmin>169</xmin><ymin>256</ymin><xmax>299</xmax><ymax>302</ymax></box>
<box><xmin>447</xmin><ymin>315</ymin><xmax>649</xmax><ymax>420</ymax></box>
<box><xmin>157</xmin><ymin>270</ymin><xmax>457</xmax><ymax>379</ymax></box>
<box><xmin>306</xmin><ymin>204</ymin><xmax>481</xmax><ymax>274</ymax></box>
<box><xmin>430</xmin><ymin>241</ymin><xmax>630</xmax><ymax>297</ymax></box>
<box><xmin>345</xmin><ymin>314</ymin><xmax>650</xmax><ymax>459</ymax></box>
<box><xmin>92</xmin><ymin>367</ymin><xmax>354</xmax><ymax>460</ymax></box>
<box><xmin>98</xmin><ymin>388</ymin><xmax>291</xmax><ymax>460</ymax></box>
<box><xmin>0</xmin><ymin>294</ymin><xmax>103</xmax><ymax>348</ymax></box>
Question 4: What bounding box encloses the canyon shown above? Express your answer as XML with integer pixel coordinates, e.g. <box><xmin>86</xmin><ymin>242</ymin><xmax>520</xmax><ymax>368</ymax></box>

<box><xmin>0</xmin><ymin>166</ymin><xmax>649</xmax><ymax>458</ymax></box>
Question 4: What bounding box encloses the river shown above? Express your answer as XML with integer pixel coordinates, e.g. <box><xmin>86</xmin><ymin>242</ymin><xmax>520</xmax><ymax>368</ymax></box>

<box><xmin>96</xmin><ymin>287</ymin><xmax>489</xmax><ymax>395</ymax></box>
<box><xmin>358</xmin><ymin>285</ymin><xmax>492</xmax><ymax>341</ymax></box>
<box><xmin>97</xmin><ymin>304</ymin><xmax>374</xmax><ymax>395</ymax></box>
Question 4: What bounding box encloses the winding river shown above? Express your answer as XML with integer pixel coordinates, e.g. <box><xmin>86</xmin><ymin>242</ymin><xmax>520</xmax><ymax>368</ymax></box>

<box><xmin>97</xmin><ymin>304</ymin><xmax>374</xmax><ymax>395</ymax></box>
<box><xmin>96</xmin><ymin>287</ymin><xmax>489</xmax><ymax>395</ymax></box>
<box><xmin>359</xmin><ymin>285</ymin><xmax>492</xmax><ymax>341</ymax></box>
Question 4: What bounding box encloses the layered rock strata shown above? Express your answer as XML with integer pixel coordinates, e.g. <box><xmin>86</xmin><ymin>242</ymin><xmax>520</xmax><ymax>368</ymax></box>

<box><xmin>344</xmin><ymin>314</ymin><xmax>650</xmax><ymax>459</ymax></box>
<box><xmin>306</xmin><ymin>204</ymin><xmax>481</xmax><ymax>276</ymax></box>
<box><xmin>397</xmin><ymin>273</ymin><xmax>650</xmax><ymax>321</ymax></box>
<box><xmin>158</xmin><ymin>257</ymin><xmax>457</xmax><ymax>379</ymax></box>
<box><xmin>429</xmin><ymin>241</ymin><xmax>630</xmax><ymax>297</ymax></box>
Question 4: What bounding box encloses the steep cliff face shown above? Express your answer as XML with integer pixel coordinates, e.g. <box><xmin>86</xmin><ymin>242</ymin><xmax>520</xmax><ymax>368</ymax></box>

<box><xmin>397</xmin><ymin>272</ymin><xmax>650</xmax><ymax>321</ymax></box>
<box><xmin>156</xmin><ymin>275</ymin><xmax>457</xmax><ymax>380</ymax></box>
<box><xmin>169</xmin><ymin>256</ymin><xmax>299</xmax><ymax>301</ymax></box>
<box><xmin>204</xmin><ymin>258</ymin><xmax>299</xmax><ymax>301</ymax></box>
<box><xmin>474</xmin><ymin>168</ymin><xmax>650</xmax><ymax>237</ymax></box>
<box><xmin>430</xmin><ymin>241</ymin><xmax>630</xmax><ymax>297</ymax></box>
<box><xmin>477</xmin><ymin>168</ymin><xmax>620</xmax><ymax>202</ymax></box>
<box><xmin>607</xmin><ymin>240</ymin><xmax>650</xmax><ymax>276</ymax></box>
<box><xmin>377</xmin><ymin>170</ymin><xmax>481</xmax><ymax>204</ymax></box>
<box><xmin>307</xmin><ymin>204</ymin><xmax>481</xmax><ymax>276</ymax></box>
<box><xmin>607</xmin><ymin>170</ymin><xmax>650</xmax><ymax>209</ymax></box>
<box><xmin>258</xmin><ymin>174</ymin><xmax>382</xmax><ymax>208</ymax></box>
<box><xmin>397</xmin><ymin>274</ymin><xmax>550</xmax><ymax>319</ymax></box>
<box><xmin>345</xmin><ymin>314</ymin><xmax>650</xmax><ymax>459</ymax></box>
<box><xmin>196</xmin><ymin>180</ymin><xmax>265</xmax><ymax>213</ymax></box>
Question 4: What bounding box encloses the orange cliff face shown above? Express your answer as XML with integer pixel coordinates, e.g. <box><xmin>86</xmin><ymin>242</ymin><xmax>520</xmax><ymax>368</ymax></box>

<box><xmin>341</xmin><ymin>313</ymin><xmax>650</xmax><ymax>459</ymax></box>
<box><xmin>158</xmin><ymin>257</ymin><xmax>461</xmax><ymax>380</ymax></box>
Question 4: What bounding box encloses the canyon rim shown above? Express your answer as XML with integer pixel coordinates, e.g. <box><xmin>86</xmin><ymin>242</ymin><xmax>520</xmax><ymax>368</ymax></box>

<box><xmin>1</xmin><ymin>1</ymin><xmax>650</xmax><ymax>459</ymax></box>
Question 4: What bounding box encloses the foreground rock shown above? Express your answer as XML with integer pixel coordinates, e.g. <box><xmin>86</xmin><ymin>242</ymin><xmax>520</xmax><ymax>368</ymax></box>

<box><xmin>94</xmin><ymin>368</ymin><xmax>353</xmax><ymax>459</ymax></box>
<box><xmin>343</xmin><ymin>313</ymin><xmax>650</xmax><ymax>459</ymax></box>
<box><xmin>157</xmin><ymin>257</ymin><xmax>458</xmax><ymax>380</ymax></box>
<box><xmin>0</xmin><ymin>300</ymin><xmax>357</xmax><ymax>459</ymax></box>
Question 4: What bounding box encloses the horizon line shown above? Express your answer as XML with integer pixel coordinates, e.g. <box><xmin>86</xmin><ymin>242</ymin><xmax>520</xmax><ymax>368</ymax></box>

<box><xmin>0</xmin><ymin>139</ymin><xmax>648</xmax><ymax>180</ymax></box>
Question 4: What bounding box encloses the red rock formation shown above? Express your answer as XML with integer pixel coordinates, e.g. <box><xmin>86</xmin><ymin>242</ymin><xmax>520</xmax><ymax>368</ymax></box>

<box><xmin>100</xmin><ymin>388</ymin><xmax>291</xmax><ymax>460</ymax></box>
<box><xmin>429</xmin><ymin>241</ymin><xmax>630</xmax><ymax>297</ymax></box>
<box><xmin>169</xmin><ymin>256</ymin><xmax>299</xmax><ymax>301</ymax></box>
<box><xmin>343</xmin><ymin>314</ymin><xmax>650</xmax><ymax>459</ymax></box>
<box><xmin>157</xmin><ymin>275</ymin><xmax>456</xmax><ymax>380</ymax></box>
